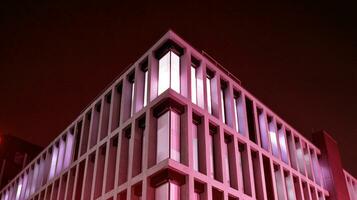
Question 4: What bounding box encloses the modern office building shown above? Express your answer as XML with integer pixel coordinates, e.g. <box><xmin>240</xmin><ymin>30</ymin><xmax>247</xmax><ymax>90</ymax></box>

<box><xmin>0</xmin><ymin>30</ymin><xmax>356</xmax><ymax>200</ymax></box>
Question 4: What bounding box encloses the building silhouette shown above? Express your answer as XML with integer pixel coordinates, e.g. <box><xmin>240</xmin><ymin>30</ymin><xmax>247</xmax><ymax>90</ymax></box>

<box><xmin>1</xmin><ymin>30</ymin><xmax>356</xmax><ymax>200</ymax></box>
<box><xmin>0</xmin><ymin>134</ymin><xmax>42</xmax><ymax>190</ymax></box>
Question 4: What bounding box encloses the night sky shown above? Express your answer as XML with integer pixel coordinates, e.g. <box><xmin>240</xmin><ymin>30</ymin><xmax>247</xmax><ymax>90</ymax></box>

<box><xmin>0</xmin><ymin>1</ymin><xmax>356</xmax><ymax>176</ymax></box>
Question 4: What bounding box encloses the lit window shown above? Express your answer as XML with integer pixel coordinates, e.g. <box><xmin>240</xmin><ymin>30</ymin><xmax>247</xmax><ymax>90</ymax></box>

<box><xmin>233</xmin><ymin>92</ymin><xmax>245</xmax><ymax>135</ymax></box>
<box><xmin>48</xmin><ymin>146</ymin><xmax>59</xmax><ymax>180</ymax></box>
<box><xmin>156</xmin><ymin>111</ymin><xmax>181</xmax><ymax>163</ymax></box>
<box><xmin>143</xmin><ymin>70</ymin><xmax>149</xmax><ymax>107</ymax></box>
<box><xmin>233</xmin><ymin>97</ymin><xmax>239</xmax><ymax>131</ymax></box>
<box><xmin>63</xmin><ymin>133</ymin><xmax>74</xmax><ymax>169</ymax></box>
<box><xmin>206</xmin><ymin>76</ymin><xmax>212</xmax><ymax>114</ymax></box>
<box><xmin>192</xmin><ymin>123</ymin><xmax>199</xmax><ymax>171</ymax></box>
<box><xmin>258</xmin><ymin>110</ymin><xmax>269</xmax><ymax>151</ymax></box>
<box><xmin>170</xmin><ymin>111</ymin><xmax>180</xmax><ymax>161</ymax></box>
<box><xmin>278</xmin><ymin>126</ymin><xmax>289</xmax><ymax>164</ymax></box>
<box><xmin>157</xmin><ymin>112</ymin><xmax>170</xmax><ymax>163</ymax></box>
<box><xmin>220</xmin><ymin>87</ymin><xmax>226</xmax><ymax>124</ymax></box>
<box><xmin>20</xmin><ymin>173</ymin><xmax>28</xmax><ymax>199</ymax></box>
<box><xmin>191</xmin><ymin>66</ymin><xmax>197</xmax><ymax>104</ymax></box>
<box><xmin>268</xmin><ymin>118</ymin><xmax>280</xmax><ymax>158</ymax></box>
<box><xmin>295</xmin><ymin>139</ymin><xmax>306</xmax><ymax>175</ymax></box>
<box><xmin>30</xmin><ymin>163</ymin><xmax>39</xmax><ymax>195</ymax></box>
<box><xmin>129</xmin><ymin>75</ymin><xmax>135</xmax><ymax>117</ymax></box>
<box><xmin>158</xmin><ymin>51</ymin><xmax>180</xmax><ymax>95</ymax></box>
<box><xmin>15</xmin><ymin>180</ymin><xmax>22</xmax><ymax>200</ymax></box>
<box><xmin>56</xmin><ymin>139</ymin><xmax>66</xmax><ymax>176</ymax></box>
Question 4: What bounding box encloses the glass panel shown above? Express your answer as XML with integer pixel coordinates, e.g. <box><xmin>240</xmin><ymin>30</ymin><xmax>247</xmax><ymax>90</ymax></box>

<box><xmin>170</xmin><ymin>183</ymin><xmax>180</xmax><ymax>200</ymax></box>
<box><xmin>196</xmin><ymin>69</ymin><xmax>204</xmax><ymax>108</ymax></box>
<box><xmin>157</xmin><ymin>112</ymin><xmax>170</xmax><ymax>163</ymax></box>
<box><xmin>63</xmin><ymin>133</ymin><xmax>74</xmax><ymax>169</ymax></box>
<box><xmin>30</xmin><ymin>163</ymin><xmax>39</xmax><ymax>194</ymax></box>
<box><xmin>155</xmin><ymin>183</ymin><xmax>169</xmax><ymax>200</ymax></box>
<box><xmin>223</xmin><ymin>140</ymin><xmax>230</xmax><ymax>184</ymax></box>
<box><xmin>49</xmin><ymin>146</ymin><xmax>59</xmax><ymax>180</ymax></box>
<box><xmin>209</xmin><ymin>134</ymin><xmax>215</xmax><ymax>178</ymax></box>
<box><xmin>56</xmin><ymin>139</ymin><xmax>66</xmax><ymax>176</ymax></box>
<box><xmin>170</xmin><ymin>111</ymin><xmax>180</xmax><ymax>162</ymax></box>
<box><xmin>220</xmin><ymin>88</ymin><xmax>226</xmax><ymax>123</ymax></box>
<box><xmin>258</xmin><ymin>111</ymin><xmax>269</xmax><ymax>151</ymax></box>
<box><xmin>285</xmin><ymin>173</ymin><xmax>296</xmax><ymax>200</ymax></box>
<box><xmin>233</xmin><ymin>98</ymin><xmax>239</xmax><ymax>132</ymax></box>
<box><xmin>278</xmin><ymin>128</ymin><xmax>289</xmax><ymax>164</ymax></box>
<box><xmin>131</xmin><ymin>81</ymin><xmax>135</xmax><ymax>116</ymax></box>
<box><xmin>192</xmin><ymin>123</ymin><xmax>199</xmax><ymax>171</ymax></box>
<box><xmin>268</xmin><ymin>120</ymin><xmax>280</xmax><ymax>158</ymax></box>
<box><xmin>15</xmin><ymin>180</ymin><xmax>22</xmax><ymax>200</ymax></box>
<box><xmin>143</xmin><ymin>70</ymin><xmax>148</xmax><ymax>107</ymax></box>
<box><xmin>274</xmin><ymin>167</ymin><xmax>285</xmax><ymax>200</ymax></box>
<box><xmin>20</xmin><ymin>173</ymin><xmax>28</xmax><ymax>199</ymax></box>
<box><xmin>170</xmin><ymin>52</ymin><xmax>180</xmax><ymax>93</ymax></box>
<box><xmin>191</xmin><ymin>66</ymin><xmax>197</xmax><ymax>104</ymax></box>
<box><xmin>206</xmin><ymin>77</ymin><xmax>212</xmax><ymax>114</ymax></box>
<box><xmin>158</xmin><ymin>52</ymin><xmax>170</xmax><ymax>95</ymax></box>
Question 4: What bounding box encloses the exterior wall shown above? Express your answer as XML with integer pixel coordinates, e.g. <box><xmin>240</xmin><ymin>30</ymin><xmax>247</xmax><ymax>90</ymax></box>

<box><xmin>0</xmin><ymin>30</ymin><xmax>353</xmax><ymax>200</ymax></box>
<box><xmin>345</xmin><ymin>170</ymin><xmax>357</xmax><ymax>200</ymax></box>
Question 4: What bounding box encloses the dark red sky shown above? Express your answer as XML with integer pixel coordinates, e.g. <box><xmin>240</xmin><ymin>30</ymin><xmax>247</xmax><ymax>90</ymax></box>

<box><xmin>0</xmin><ymin>1</ymin><xmax>356</xmax><ymax>176</ymax></box>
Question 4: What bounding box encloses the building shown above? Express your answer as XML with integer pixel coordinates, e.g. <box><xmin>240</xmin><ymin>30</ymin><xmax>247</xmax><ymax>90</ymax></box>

<box><xmin>0</xmin><ymin>134</ymin><xmax>42</xmax><ymax>189</ymax></box>
<box><xmin>0</xmin><ymin>30</ymin><xmax>356</xmax><ymax>200</ymax></box>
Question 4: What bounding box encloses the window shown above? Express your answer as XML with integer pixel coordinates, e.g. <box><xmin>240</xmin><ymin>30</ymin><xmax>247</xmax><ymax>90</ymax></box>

<box><xmin>15</xmin><ymin>179</ymin><xmax>22</xmax><ymax>200</ymax></box>
<box><xmin>133</xmin><ymin>116</ymin><xmax>145</xmax><ymax>176</ymax></box>
<box><xmin>295</xmin><ymin>138</ymin><xmax>306</xmax><ymax>175</ymax></box>
<box><xmin>311</xmin><ymin>151</ymin><xmax>322</xmax><ymax>186</ymax></box>
<box><xmin>157</xmin><ymin>111</ymin><xmax>181</xmax><ymax>163</ymax></box>
<box><xmin>155</xmin><ymin>182</ymin><xmax>180</xmax><ymax>200</ymax></box>
<box><xmin>191</xmin><ymin>65</ymin><xmax>197</xmax><ymax>104</ymax></box>
<box><xmin>304</xmin><ymin>146</ymin><xmax>314</xmax><ymax>180</ymax></box>
<box><xmin>63</xmin><ymin>132</ymin><xmax>74</xmax><ymax>169</ymax></box>
<box><xmin>220</xmin><ymin>86</ymin><xmax>227</xmax><ymax>124</ymax></box>
<box><xmin>194</xmin><ymin>181</ymin><xmax>205</xmax><ymax>200</ymax></box>
<box><xmin>284</xmin><ymin>171</ymin><xmax>296</xmax><ymax>200</ymax></box>
<box><xmin>111</xmin><ymin>83</ymin><xmax>122</xmax><ymax>131</ymax></box>
<box><xmin>278</xmin><ymin>124</ymin><xmax>289</xmax><ymax>164</ymax></box>
<box><xmin>55</xmin><ymin>139</ymin><xmax>65</xmax><ymax>176</ymax></box>
<box><xmin>274</xmin><ymin>165</ymin><xmax>286</xmax><ymax>200</ymax></box>
<box><xmin>158</xmin><ymin>51</ymin><xmax>180</xmax><ymax>95</ymax></box>
<box><xmin>233</xmin><ymin>91</ymin><xmax>245</xmax><ymax>135</ymax></box>
<box><xmin>251</xmin><ymin>150</ymin><xmax>264</xmax><ymax>199</ymax></box>
<box><xmin>192</xmin><ymin>122</ymin><xmax>199</xmax><ymax>171</ymax></box>
<box><xmin>238</xmin><ymin>142</ymin><xmax>252</xmax><ymax>195</ymax></box>
<box><xmin>257</xmin><ymin>109</ymin><xmax>269</xmax><ymax>151</ymax></box>
<box><xmin>268</xmin><ymin>117</ymin><xmax>280</xmax><ymax>158</ymax></box>
<box><xmin>118</xmin><ymin>127</ymin><xmax>131</xmax><ymax>185</ymax></box>
<box><xmin>94</xmin><ymin>145</ymin><xmax>106</xmax><ymax>199</ymax></box>
<box><xmin>143</xmin><ymin>69</ymin><xmax>149</xmax><ymax>107</ymax></box>
<box><xmin>129</xmin><ymin>74</ymin><xmax>135</xmax><ymax>117</ymax></box>
<box><xmin>209</xmin><ymin>132</ymin><xmax>215</xmax><ymax>179</ymax></box>
<box><xmin>223</xmin><ymin>135</ymin><xmax>237</xmax><ymax>189</ymax></box>
<box><xmin>245</xmin><ymin>97</ymin><xmax>257</xmax><ymax>143</ymax></box>
<box><xmin>48</xmin><ymin>146</ymin><xmax>59</xmax><ymax>180</ymax></box>
<box><xmin>206</xmin><ymin>75</ymin><xmax>212</xmax><ymax>114</ymax></box>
